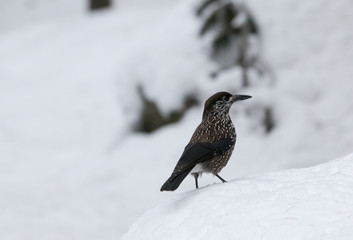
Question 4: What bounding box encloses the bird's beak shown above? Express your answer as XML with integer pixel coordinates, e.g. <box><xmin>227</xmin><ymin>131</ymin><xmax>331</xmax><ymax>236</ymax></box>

<box><xmin>232</xmin><ymin>95</ymin><xmax>252</xmax><ymax>102</ymax></box>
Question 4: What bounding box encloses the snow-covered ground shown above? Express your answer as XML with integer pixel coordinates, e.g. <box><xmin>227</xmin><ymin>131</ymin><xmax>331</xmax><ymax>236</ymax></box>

<box><xmin>0</xmin><ymin>0</ymin><xmax>353</xmax><ymax>239</ymax></box>
<box><xmin>122</xmin><ymin>153</ymin><xmax>353</xmax><ymax>240</ymax></box>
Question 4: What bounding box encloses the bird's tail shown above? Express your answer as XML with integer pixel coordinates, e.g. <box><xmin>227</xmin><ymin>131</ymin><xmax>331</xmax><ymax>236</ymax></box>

<box><xmin>160</xmin><ymin>169</ymin><xmax>192</xmax><ymax>191</ymax></box>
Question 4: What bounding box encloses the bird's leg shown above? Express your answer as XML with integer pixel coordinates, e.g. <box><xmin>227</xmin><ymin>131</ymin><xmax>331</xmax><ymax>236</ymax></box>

<box><xmin>193</xmin><ymin>173</ymin><xmax>199</xmax><ymax>189</ymax></box>
<box><xmin>215</xmin><ymin>174</ymin><xmax>227</xmax><ymax>183</ymax></box>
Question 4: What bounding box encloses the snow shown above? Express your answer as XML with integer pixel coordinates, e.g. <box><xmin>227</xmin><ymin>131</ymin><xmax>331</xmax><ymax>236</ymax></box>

<box><xmin>0</xmin><ymin>0</ymin><xmax>353</xmax><ymax>239</ymax></box>
<box><xmin>0</xmin><ymin>0</ymin><xmax>85</xmax><ymax>32</ymax></box>
<box><xmin>122</xmin><ymin>154</ymin><xmax>353</xmax><ymax>240</ymax></box>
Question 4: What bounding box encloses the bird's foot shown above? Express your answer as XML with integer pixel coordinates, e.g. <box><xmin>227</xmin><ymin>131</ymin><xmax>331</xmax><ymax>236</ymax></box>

<box><xmin>215</xmin><ymin>174</ymin><xmax>227</xmax><ymax>183</ymax></box>
<box><xmin>192</xmin><ymin>173</ymin><xmax>199</xmax><ymax>189</ymax></box>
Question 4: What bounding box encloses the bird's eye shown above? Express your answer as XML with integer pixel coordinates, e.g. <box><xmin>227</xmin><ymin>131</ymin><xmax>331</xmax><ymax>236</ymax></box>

<box><xmin>222</xmin><ymin>96</ymin><xmax>229</xmax><ymax>101</ymax></box>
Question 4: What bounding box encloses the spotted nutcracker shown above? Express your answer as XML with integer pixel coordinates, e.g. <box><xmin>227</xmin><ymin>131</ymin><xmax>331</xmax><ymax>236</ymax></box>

<box><xmin>161</xmin><ymin>92</ymin><xmax>251</xmax><ymax>191</ymax></box>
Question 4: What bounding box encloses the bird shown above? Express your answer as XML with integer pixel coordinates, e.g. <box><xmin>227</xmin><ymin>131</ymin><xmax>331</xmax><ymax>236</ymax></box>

<box><xmin>160</xmin><ymin>91</ymin><xmax>251</xmax><ymax>191</ymax></box>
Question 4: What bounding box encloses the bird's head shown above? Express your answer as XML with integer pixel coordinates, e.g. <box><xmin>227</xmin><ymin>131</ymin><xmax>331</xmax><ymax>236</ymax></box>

<box><xmin>203</xmin><ymin>92</ymin><xmax>252</xmax><ymax>119</ymax></box>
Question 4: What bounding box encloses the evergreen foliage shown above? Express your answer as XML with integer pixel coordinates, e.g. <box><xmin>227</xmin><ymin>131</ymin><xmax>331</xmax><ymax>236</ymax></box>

<box><xmin>89</xmin><ymin>0</ymin><xmax>111</xmax><ymax>11</ymax></box>
<box><xmin>197</xmin><ymin>0</ymin><xmax>260</xmax><ymax>87</ymax></box>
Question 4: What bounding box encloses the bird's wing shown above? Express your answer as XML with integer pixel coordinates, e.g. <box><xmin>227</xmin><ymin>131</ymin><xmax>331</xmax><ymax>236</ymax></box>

<box><xmin>169</xmin><ymin>137</ymin><xmax>235</xmax><ymax>181</ymax></box>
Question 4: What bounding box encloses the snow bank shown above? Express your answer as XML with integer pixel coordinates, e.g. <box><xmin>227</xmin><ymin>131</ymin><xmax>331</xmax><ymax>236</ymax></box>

<box><xmin>122</xmin><ymin>154</ymin><xmax>353</xmax><ymax>240</ymax></box>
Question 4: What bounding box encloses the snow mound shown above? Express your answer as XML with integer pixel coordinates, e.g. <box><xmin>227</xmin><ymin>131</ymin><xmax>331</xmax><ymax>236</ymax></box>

<box><xmin>122</xmin><ymin>154</ymin><xmax>353</xmax><ymax>240</ymax></box>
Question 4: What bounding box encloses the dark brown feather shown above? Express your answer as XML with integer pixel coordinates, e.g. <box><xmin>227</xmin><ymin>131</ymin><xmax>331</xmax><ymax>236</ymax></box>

<box><xmin>161</xmin><ymin>92</ymin><xmax>250</xmax><ymax>191</ymax></box>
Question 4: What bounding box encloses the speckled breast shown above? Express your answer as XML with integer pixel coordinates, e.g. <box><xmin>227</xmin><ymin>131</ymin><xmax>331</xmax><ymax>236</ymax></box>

<box><xmin>190</xmin><ymin>113</ymin><xmax>236</xmax><ymax>174</ymax></box>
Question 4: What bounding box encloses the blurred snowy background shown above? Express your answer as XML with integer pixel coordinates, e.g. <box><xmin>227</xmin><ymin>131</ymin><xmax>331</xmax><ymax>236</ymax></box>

<box><xmin>0</xmin><ymin>0</ymin><xmax>352</xmax><ymax>239</ymax></box>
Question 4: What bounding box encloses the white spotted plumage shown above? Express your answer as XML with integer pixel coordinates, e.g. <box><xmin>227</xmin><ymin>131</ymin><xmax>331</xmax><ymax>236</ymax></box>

<box><xmin>190</xmin><ymin>97</ymin><xmax>236</xmax><ymax>175</ymax></box>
